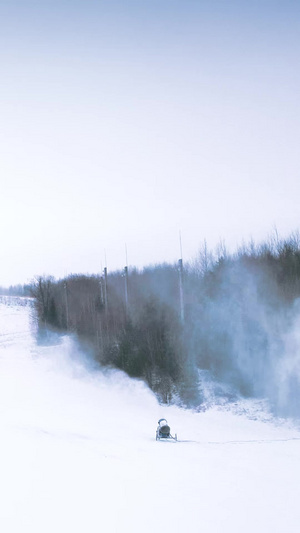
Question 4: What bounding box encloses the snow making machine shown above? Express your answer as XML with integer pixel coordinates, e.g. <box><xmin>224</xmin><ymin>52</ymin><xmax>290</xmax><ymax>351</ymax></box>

<box><xmin>156</xmin><ymin>418</ymin><xmax>177</xmax><ymax>441</ymax></box>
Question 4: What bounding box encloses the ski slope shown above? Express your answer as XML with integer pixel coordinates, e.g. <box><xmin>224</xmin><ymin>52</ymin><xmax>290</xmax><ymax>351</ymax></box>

<box><xmin>0</xmin><ymin>296</ymin><xmax>300</xmax><ymax>533</ymax></box>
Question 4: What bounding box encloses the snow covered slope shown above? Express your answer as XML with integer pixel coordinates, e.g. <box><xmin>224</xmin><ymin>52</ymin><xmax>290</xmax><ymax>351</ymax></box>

<box><xmin>0</xmin><ymin>296</ymin><xmax>300</xmax><ymax>533</ymax></box>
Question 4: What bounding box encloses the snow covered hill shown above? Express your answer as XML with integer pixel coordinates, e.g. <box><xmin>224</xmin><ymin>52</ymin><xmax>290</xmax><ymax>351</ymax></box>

<box><xmin>0</xmin><ymin>296</ymin><xmax>300</xmax><ymax>533</ymax></box>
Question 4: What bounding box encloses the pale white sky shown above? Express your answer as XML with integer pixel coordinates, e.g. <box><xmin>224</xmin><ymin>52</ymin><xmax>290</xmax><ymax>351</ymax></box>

<box><xmin>0</xmin><ymin>0</ymin><xmax>299</xmax><ymax>285</ymax></box>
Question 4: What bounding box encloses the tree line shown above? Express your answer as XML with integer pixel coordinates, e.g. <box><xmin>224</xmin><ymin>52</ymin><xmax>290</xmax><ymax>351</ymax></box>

<box><xmin>31</xmin><ymin>231</ymin><xmax>300</xmax><ymax>413</ymax></box>
<box><xmin>0</xmin><ymin>284</ymin><xmax>32</xmax><ymax>297</ymax></box>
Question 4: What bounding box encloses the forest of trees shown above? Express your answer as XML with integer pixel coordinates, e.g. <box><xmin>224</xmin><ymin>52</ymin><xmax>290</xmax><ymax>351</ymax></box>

<box><xmin>30</xmin><ymin>232</ymin><xmax>300</xmax><ymax>412</ymax></box>
<box><xmin>0</xmin><ymin>284</ymin><xmax>32</xmax><ymax>297</ymax></box>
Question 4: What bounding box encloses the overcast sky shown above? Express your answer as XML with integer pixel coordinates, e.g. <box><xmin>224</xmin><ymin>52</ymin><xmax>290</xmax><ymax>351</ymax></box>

<box><xmin>1</xmin><ymin>0</ymin><xmax>299</xmax><ymax>285</ymax></box>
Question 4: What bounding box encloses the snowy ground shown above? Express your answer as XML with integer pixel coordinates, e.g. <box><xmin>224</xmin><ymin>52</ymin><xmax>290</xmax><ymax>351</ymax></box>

<box><xmin>0</xmin><ymin>296</ymin><xmax>300</xmax><ymax>533</ymax></box>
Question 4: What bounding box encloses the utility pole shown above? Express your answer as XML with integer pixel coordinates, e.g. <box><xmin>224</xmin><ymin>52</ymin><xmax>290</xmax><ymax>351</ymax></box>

<box><xmin>178</xmin><ymin>231</ymin><xmax>184</xmax><ymax>324</ymax></box>
<box><xmin>124</xmin><ymin>244</ymin><xmax>129</xmax><ymax>318</ymax></box>
<box><xmin>99</xmin><ymin>276</ymin><xmax>104</xmax><ymax>306</ymax></box>
<box><xmin>178</xmin><ymin>258</ymin><xmax>184</xmax><ymax>324</ymax></box>
<box><xmin>64</xmin><ymin>280</ymin><xmax>69</xmax><ymax>330</ymax></box>
<box><xmin>124</xmin><ymin>265</ymin><xmax>129</xmax><ymax>318</ymax></box>
<box><xmin>103</xmin><ymin>267</ymin><xmax>108</xmax><ymax>318</ymax></box>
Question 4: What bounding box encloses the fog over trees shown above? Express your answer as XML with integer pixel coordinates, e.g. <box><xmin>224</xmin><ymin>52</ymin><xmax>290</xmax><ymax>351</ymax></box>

<box><xmin>0</xmin><ymin>284</ymin><xmax>31</xmax><ymax>297</ymax></box>
<box><xmin>31</xmin><ymin>232</ymin><xmax>300</xmax><ymax>417</ymax></box>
